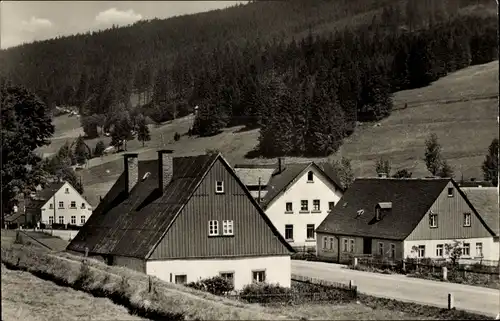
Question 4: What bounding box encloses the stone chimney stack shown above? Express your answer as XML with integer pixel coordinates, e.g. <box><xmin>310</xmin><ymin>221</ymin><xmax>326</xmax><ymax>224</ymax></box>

<box><xmin>278</xmin><ymin>157</ymin><xmax>283</xmax><ymax>174</ymax></box>
<box><xmin>158</xmin><ymin>149</ymin><xmax>174</xmax><ymax>193</ymax></box>
<box><xmin>123</xmin><ymin>153</ymin><xmax>139</xmax><ymax>196</ymax></box>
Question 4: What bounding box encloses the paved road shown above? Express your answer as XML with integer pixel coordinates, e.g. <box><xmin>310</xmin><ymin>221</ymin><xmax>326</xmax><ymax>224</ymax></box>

<box><xmin>292</xmin><ymin>260</ymin><xmax>499</xmax><ymax>318</ymax></box>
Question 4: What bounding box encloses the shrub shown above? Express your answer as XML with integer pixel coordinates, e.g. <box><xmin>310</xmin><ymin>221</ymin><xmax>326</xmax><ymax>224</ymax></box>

<box><xmin>186</xmin><ymin>276</ymin><xmax>234</xmax><ymax>295</ymax></box>
<box><xmin>240</xmin><ymin>283</ymin><xmax>292</xmax><ymax>304</ymax></box>
<box><xmin>74</xmin><ymin>259</ymin><xmax>92</xmax><ymax>289</ymax></box>
<box><xmin>173</xmin><ymin>132</ymin><xmax>181</xmax><ymax>141</ymax></box>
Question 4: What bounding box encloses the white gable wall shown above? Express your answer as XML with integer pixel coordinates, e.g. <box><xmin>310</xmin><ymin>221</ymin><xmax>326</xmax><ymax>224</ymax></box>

<box><xmin>265</xmin><ymin>166</ymin><xmax>343</xmax><ymax>249</ymax></box>
<box><xmin>40</xmin><ymin>182</ymin><xmax>93</xmax><ymax>226</ymax></box>
<box><xmin>146</xmin><ymin>255</ymin><xmax>291</xmax><ymax>290</ymax></box>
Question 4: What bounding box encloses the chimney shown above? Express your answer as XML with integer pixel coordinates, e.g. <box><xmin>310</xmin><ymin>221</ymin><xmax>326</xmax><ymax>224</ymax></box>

<box><xmin>377</xmin><ymin>172</ymin><xmax>387</xmax><ymax>178</ymax></box>
<box><xmin>123</xmin><ymin>153</ymin><xmax>139</xmax><ymax>196</ymax></box>
<box><xmin>278</xmin><ymin>158</ymin><xmax>283</xmax><ymax>174</ymax></box>
<box><xmin>158</xmin><ymin>149</ymin><xmax>174</xmax><ymax>193</ymax></box>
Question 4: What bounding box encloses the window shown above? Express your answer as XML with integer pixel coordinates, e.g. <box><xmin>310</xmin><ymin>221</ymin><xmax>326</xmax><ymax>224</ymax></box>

<box><xmin>80</xmin><ymin>216</ymin><xmax>86</xmax><ymax>224</ymax></box>
<box><xmin>300</xmin><ymin>200</ymin><xmax>308</xmax><ymax>211</ymax></box>
<box><xmin>329</xmin><ymin>237</ymin><xmax>335</xmax><ymax>250</ymax></box>
<box><xmin>328</xmin><ymin>202</ymin><xmax>335</xmax><ymax>212</ymax></box>
<box><xmin>378</xmin><ymin>242</ymin><xmax>384</xmax><ymax>256</ymax></box>
<box><xmin>476</xmin><ymin>243</ymin><xmax>483</xmax><ymax>257</ymax></box>
<box><xmin>49</xmin><ymin>203</ymin><xmax>53</xmax><ymax>209</ymax></box>
<box><xmin>58</xmin><ymin>216</ymin><xmax>64</xmax><ymax>224</ymax></box>
<box><xmin>417</xmin><ymin>245</ymin><xmax>425</xmax><ymax>258</ymax></box>
<box><xmin>306</xmin><ymin>224</ymin><xmax>315</xmax><ymax>240</ymax></box>
<box><xmin>436</xmin><ymin>244</ymin><xmax>444</xmax><ymax>257</ymax></box>
<box><xmin>429</xmin><ymin>212</ymin><xmax>438</xmax><ymax>228</ymax></box>
<box><xmin>447</xmin><ymin>187</ymin><xmax>454</xmax><ymax>197</ymax></box>
<box><xmin>349</xmin><ymin>239</ymin><xmax>355</xmax><ymax>253</ymax></box>
<box><xmin>220</xmin><ymin>272</ymin><xmax>234</xmax><ymax>286</ymax></box>
<box><xmin>58</xmin><ymin>201</ymin><xmax>64</xmax><ymax>209</ymax></box>
<box><xmin>215</xmin><ymin>181</ymin><xmax>224</xmax><ymax>193</ymax></box>
<box><xmin>71</xmin><ymin>216</ymin><xmax>76</xmax><ymax>224</ymax></box>
<box><xmin>285</xmin><ymin>224</ymin><xmax>294</xmax><ymax>240</ymax></box>
<box><xmin>65</xmin><ymin>188</ymin><xmax>69</xmax><ymax>194</ymax></box>
<box><xmin>208</xmin><ymin>220</ymin><xmax>219</xmax><ymax>236</ymax></box>
<box><xmin>307</xmin><ymin>171</ymin><xmax>314</xmax><ymax>182</ymax></box>
<box><xmin>49</xmin><ymin>216</ymin><xmax>54</xmax><ymax>225</ymax></box>
<box><xmin>463</xmin><ymin>213</ymin><xmax>471</xmax><ymax>227</ymax></box>
<box><xmin>70</xmin><ymin>201</ymin><xmax>76</xmax><ymax>209</ymax></box>
<box><xmin>343</xmin><ymin>239</ymin><xmax>348</xmax><ymax>252</ymax></box>
<box><xmin>81</xmin><ymin>203</ymin><xmax>86</xmax><ymax>209</ymax></box>
<box><xmin>285</xmin><ymin>202</ymin><xmax>293</xmax><ymax>213</ymax></box>
<box><xmin>463</xmin><ymin>243</ymin><xmax>470</xmax><ymax>256</ymax></box>
<box><xmin>252</xmin><ymin>270</ymin><xmax>266</xmax><ymax>283</ymax></box>
<box><xmin>323</xmin><ymin>236</ymin><xmax>328</xmax><ymax>249</ymax></box>
<box><xmin>222</xmin><ymin>220</ymin><xmax>234</xmax><ymax>236</ymax></box>
<box><xmin>175</xmin><ymin>275</ymin><xmax>187</xmax><ymax>284</ymax></box>
<box><xmin>390</xmin><ymin>243</ymin><xmax>396</xmax><ymax>258</ymax></box>
<box><xmin>313</xmin><ymin>200</ymin><xmax>320</xmax><ymax>211</ymax></box>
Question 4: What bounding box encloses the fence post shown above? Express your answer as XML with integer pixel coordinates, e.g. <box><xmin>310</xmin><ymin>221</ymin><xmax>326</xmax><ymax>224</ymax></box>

<box><xmin>402</xmin><ymin>260</ymin><xmax>406</xmax><ymax>272</ymax></box>
<box><xmin>353</xmin><ymin>257</ymin><xmax>358</xmax><ymax>267</ymax></box>
<box><xmin>447</xmin><ymin>293</ymin><xmax>454</xmax><ymax>310</ymax></box>
<box><xmin>84</xmin><ymin>246</ymin><xmax>89</xmax><ymax>258</ymax></box>
<box><xmin>442</xmin><ymin>266</ymin><xmax>448</xmax><ymax>281</ymax></box>
<box><xmin>148</xmin><ymin>276</ymin><xmax>152</xmax><ymax>293</ymax></box>
<box><xmin>349</xmin><ymin>280</ymin><xmax>355</xmax><ymax>289</ymax></box>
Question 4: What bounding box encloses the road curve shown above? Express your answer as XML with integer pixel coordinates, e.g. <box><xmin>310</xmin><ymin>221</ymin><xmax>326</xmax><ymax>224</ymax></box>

<box><xmin>292</xmin><ymin>260</ymin><xmax>499</xmax><ymax>318</ymax></box>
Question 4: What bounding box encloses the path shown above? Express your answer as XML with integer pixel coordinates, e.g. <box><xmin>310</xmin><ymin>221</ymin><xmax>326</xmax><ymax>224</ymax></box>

<box><xmin>292</xmin><ymin>260</ymin><xmax>499</xmax><ymax>318</ymax></box>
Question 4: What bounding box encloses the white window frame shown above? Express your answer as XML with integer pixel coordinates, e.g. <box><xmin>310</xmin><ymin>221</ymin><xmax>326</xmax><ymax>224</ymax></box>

<box><xmin>322</xmin><ymin>236</ymin><xmax>328</xmax><ymax>249</ymax></box>
<box><xmin>306</xmin><ymin>224</ymin><xmax>315</xmax><ymax>240</ymax></box>
<box><xmin>174</xmin><ymin>274</ymin><xmax>187</xmax><ymax>284</ymax></box>
<box><xmin>252</xmin><ymin>270</ymin><xmax>266</xmax><ymax>283</ymax></box>
<box><xmin>65</xmin><ymin>188</ymin><xmax>69</xmax><ymax>194</ymax></box>
<box><xmin>378</xmin><ymin>242</ymin><xmax>384</xmax><ymax>256</ymax></box>
<box><xmin>447</xmin><ymin>187</ymin><xmax>454</xmax><ymax>197</ymax></box>
<box><xmin>300</xmin><ymin>200</ymin><xmax>308</xmax><ymax>212</ymax></box>
<box><xmin>58</xmin><ymin>201</ymin><xmax>64</xmax><ymax>209</ymax></box>
<box><xmin>80</xmin><ymin>215</ymin><xmax>86</xmax><ymax>224</ymax></box>
<box><xmin>215</xmin><ymin>181</ymin><xmax>224</xmax><ymax>194</ymax></box>
<box><xmin>219</xmin><ymin>272</ymin><xmax>235</xmax><ymax>286</ymax></box>
<box><xmin>349</xmin><ymin>239</ymin><xmax>355</xmax><ymax>253</ymax></box>
<box><xmin>475</xmin><ymin>242</ymin><xmax>483</xmax><ymax>257</ymax></box>
<box><xmin>48</xmin><ymin>216</ymin><xmax>54</xmax><ymax>225</ymax></box>
<box><xmin>70</xmin><ymin>216</ymin><xmax>76</xmax><ymax>224</ymax></box>
<box><xmin>390</xmin><ymin>243</ymin><xmax>396</xmax><ymax>258</ymax></box>
<box><xmin>58</xmin><ymin>216</ymin><xmax>64</xmax><ymax>224</ymax></box>
<box><xmin>417</xmin><ymin>245</ymin><xmax>425</xmax><ymax>258</ymax></box>
<box><xmin>329</xmin><ymin>237</ymin><xmax>334</xmax><ymax>250</ymax></box>
<box><xmin>70</xmin><ymin>201</ymin><xmax>76</xmax><ymax>209</ymax></box>
<box><xmin>81</xmin><ymin>203</ymin><xmax>86</xmax><ymax>209</ymax></box>
<box><xmin>328</xmin><ymin>201</ymin><xmax>335</xmax><ymax>212</ymax></box>
<box><xmin>208</xmin><ymin>220</ymin><xmax>219</xmax><ymax>236</ymax></box>
<box><xmin>463</xmin><ymin>213</ymin><xmax>471</xmax><ymax>227</ymax></box>
<box><xmin>429</xmin><ymin>212</ymin><xmax>438</xmax><ymax>228</ymax></box>
<box><xmin>313</xmin><ymin>200</ymin><xmax>320</xmax><ymax>211</ymax></box>
<box><xmin>285</xmin><ymin>202</ymin><xmax>293</xmax><ymax>213</ymax></box>
<box><xmin>462</xmin><ymin>243</ymin><xmax>470</xmax><ymax>256</ymax></box>
<box><xmin>285</xmin><ymin>224</ymin><xmax>294</xmax><ymax>241</ymax></box>
<box><xmin>436</xmin><ymin>244</ymin><xmax>444</xmax><ymax>257</ymax></box>
<box><xmin>222</xmin><ymin>220</ymin><xmax>234</xmax><ymax>236</ymax></box>
<box><xmin>343</xmin><ymin>238</ymin><xmax>348</xmax><ymax>252</ymax></box>
<box><xmin>49</xmin><ymin>203</ymin><xmax>54</xmax><ymax>209</ymax></box>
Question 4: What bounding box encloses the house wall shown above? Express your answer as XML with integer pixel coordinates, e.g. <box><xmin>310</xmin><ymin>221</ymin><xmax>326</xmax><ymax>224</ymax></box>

<box><xmin>406</xmin><ymin>181</ymin><xmax>492</xmax><ymax>240</ymax></box>
<box><xmin>113</xmin><ymin>255</ymin><xmax>146</xmax><ymax>273</ymax></box>
<box><xmin>265</xmin><ymin>166</ymin><xmax>343</xmax><ymax>249</ymax></box>
<box><xmin>146</xmin><ymin>255</ymin><xmax>291</xmax><ymax>290</ymax></box>
<box><xmin>40</xmin><ymin>183</ymin><xmax>93</xmax><ymax>226</ymax></box>
<box><xmin>371</xmin><ymin>238</ymin><xmax>405</xmax><ymax>261</ymax></box>
<box><xmin>149</xmin><ymin>159</ymin><xmax>291</xmax><ymax>259</ymax></box>
<box><xmin>315</xmin><ymin>233</ymin><xmax>364</xmax><ymax>263</ymax></box>
<box><xmin>403</xmin><ymin>237</ymin><xmax>499</xmax><ymax>262</ymax></box>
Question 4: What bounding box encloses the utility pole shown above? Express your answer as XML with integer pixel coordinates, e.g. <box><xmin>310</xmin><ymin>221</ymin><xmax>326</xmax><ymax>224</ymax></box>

<box><xmin>52</xmin><ymin>188</ymin><xmax>56</xmax><ymax>235</ymax></box>
<box><xmin>257</xmin><ymin>177</ymin><xmax>262</xmax><ymax>204</ymax></box>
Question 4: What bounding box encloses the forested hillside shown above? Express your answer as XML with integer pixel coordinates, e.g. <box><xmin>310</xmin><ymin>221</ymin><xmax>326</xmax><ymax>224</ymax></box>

<box><xmin>0</xmin><ymin>0</ymin><xmax>497</xmax><ymax>159</ymax></box>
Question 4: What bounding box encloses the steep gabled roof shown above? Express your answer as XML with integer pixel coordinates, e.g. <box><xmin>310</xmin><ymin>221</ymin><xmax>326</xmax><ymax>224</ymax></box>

<box><xmin>28</xmin><ymin>182</ymin><xmax>65</xmax><ymax>208</ymax></box>
<box><xmin>461</xmin><ymin>187</ymin><xmax>499</xmax><ymax>236</ymax></box>
<box><xmin>235</xmin><ymin>162</ymin><xmax>343</xmax><ymax>210</ymax></box>
<box><xmin>316</xmin><ymin>178</ymin><xmax>451</xmax><ymax>240</ymax></box>
<box><xmin>67</xmin><ymin>153</ymin><xmax>294</xmax><ymax>258</ymax></box>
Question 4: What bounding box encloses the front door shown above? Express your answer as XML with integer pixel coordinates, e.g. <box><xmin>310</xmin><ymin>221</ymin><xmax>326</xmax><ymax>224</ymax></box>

<box><xmin>363</xmin><ymin>237</ymin><xmax>372</xmax><ymax>254</ymax></box>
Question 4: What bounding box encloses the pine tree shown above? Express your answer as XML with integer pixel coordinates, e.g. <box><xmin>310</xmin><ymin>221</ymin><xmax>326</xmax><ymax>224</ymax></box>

<box><xmin>375</xmin><ymin>158</ymin><xmax>391</xmax><ymax>176</ymax></box>
<box><xmin>424</xmin><ymin>133</ymin><xmax>442</xmax><ymax>176</ymax></box>
<box><xmin>136</xmin><ymin>115</ymin><xmax>151</xmax><ymax>147</ymax></box>
<box><xmin>482</xmin><ymin>138</ymin><xmax>499</xmax><ymax>186</ymax></box>
<box><xmin>74</xmin><ymin>135</ymin><xmax>90</xmax><ymax>165</ymax></box>
<box><xmin>438</xmin><ymin>160</ymin><xmax>454</xmax><ymax>178</ymax></box>
<box><xmin>111</xmin><ymin>112</ymin><xmax>133</xmax><ymax>150</ymax></box>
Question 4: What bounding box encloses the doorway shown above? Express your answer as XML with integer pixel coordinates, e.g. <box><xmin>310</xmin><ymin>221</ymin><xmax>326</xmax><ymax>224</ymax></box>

<box><xmin>363</xmin><ymin>238</ymin><xmax>372</xmax><ymax>254</ymax></box>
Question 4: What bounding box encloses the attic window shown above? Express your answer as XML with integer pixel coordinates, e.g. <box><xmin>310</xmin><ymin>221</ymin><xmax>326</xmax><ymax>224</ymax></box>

<box><xmin>307</xmin><ymin>171</ymin><xmax>314</xmax><ymax>182</ymax></box>
<box><xmin>65</xmin><ymin>188</ymin><xmax>69</xmax><ymax>194</ymax></box>
<box><xmin>142</xmin><ymin>172</ymin><xmax>151</xmax><ymax>181</ymax></box>
<box><xmin>447</xmin><ymin>187</ymin><xmax>454</xmax><ymax>197</ymax></box>
<box><xmin>215</xmin><ymin>181</ymin><xmax>224</xmax><ymax>194</ymax></box>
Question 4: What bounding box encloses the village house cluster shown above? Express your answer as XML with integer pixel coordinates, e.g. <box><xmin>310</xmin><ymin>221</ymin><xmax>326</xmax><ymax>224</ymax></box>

<box><xmin>7</xmin><ymin>149</ymin><xmax>498</xmax><ymax>288</ymax></box>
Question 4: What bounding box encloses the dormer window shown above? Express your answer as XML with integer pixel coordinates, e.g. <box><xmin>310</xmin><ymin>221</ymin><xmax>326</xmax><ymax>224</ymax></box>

<box><xmin>215</xmin><ymin>181</ymin><xmax>224</xmax><ymax>194</ymax></box>
<box><xmin>447</xmin><ymin>187</ymin><xmax>454</xmax><ymax>197</ymax></box>
<box><xmin>375</xmin><ymin>207</ymin><xmax>381</xmax><ymax>220</ymax></box>
<box><xmin>307</xmin><ymin>171</ymin><xmax>314</xmax><ymax>182</ymax></box>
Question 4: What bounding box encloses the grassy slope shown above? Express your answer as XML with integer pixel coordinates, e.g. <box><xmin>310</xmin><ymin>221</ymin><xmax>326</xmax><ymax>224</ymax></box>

<box><xmin>36</xmin><ymin>60</ymin><xmax>499</xmax><ymax>203</ymax></box>
<box><xmin>1</xmin><ymin>264</ymin><xmax>147</xmax><ymax>321</ymax></box>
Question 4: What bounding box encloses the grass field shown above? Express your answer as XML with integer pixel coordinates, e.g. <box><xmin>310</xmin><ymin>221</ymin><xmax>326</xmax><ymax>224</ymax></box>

<box><xmin>36</xmin><ymin>60</ymin><xmax>499</xmax><ymax>202</ymax></box>
<box><xmin>1</xmin><ymin>264</ymin><xmax>146</xmax><ymax>321</ymax></box>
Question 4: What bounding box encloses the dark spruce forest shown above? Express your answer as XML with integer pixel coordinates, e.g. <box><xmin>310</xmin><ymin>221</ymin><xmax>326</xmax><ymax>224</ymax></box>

<box><xmin>0</xmin><ymin>0</ymin><xmax>497</xmax><ymax>158</ymax></box>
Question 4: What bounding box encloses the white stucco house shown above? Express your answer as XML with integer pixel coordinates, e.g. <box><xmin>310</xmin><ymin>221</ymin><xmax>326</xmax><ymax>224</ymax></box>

<box><xmin>234</xmin><ymin>159</ymin><xmax>345</xmax><ymax>251</ymax></box>
<box><xmin>26</xmin><ymin>181</ymin><xmax>93</xmax><ymax>227</ymax></box>
<box><xmin>67</xmin><ymin>151</ymin><xmax>294</xmax><ymax>290</ymax></box>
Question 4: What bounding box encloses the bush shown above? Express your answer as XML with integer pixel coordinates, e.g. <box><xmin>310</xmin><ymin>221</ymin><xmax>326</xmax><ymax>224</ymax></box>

<box><xmin>186</xmin><ymin>276</ymin><xmax>234</xmax><ymax>296</ymax></box>
<box><xmin>173</xmin><ymin>132</ymin><xmax>181</xmax><ymax>141</ymax></box>
<box><xmin>240</xmin><ymin>283</ymin><xmax>292</xmax><ymax>304</ymax></box>
<box><xmin>94</xmin><ymin>140</ymin><xmax>106</xmax><ymax>157</ymax></box>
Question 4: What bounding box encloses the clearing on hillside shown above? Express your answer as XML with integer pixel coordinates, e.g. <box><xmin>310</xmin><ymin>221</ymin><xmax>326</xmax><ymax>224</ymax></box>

<box><xmin>39</xmin><ymin>61</ymin><xmax>498</xmax><ymax>202</ymax></box>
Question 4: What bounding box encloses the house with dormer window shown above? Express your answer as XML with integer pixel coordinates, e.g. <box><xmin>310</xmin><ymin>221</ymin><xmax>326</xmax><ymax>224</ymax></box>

<box><xmin>234</xmin><ymin>159</ymin><xmax>344</xmax><ymax>251</ymax></box>
<box><xmin>316</xmin><ymin>178</ymin><xmax>499</xmax><ymax>264</ymax></box>
<box><xmin>67</xmin><ymin>150</ymin><xmax>294</xmax><ymax>290</ymax></box>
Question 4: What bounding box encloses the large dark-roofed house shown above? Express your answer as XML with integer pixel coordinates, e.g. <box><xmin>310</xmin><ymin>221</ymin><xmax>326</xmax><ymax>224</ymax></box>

<box><xmin>67</xmin><ymin>150</ymin><xmax>294</xmax><ymax>289</ymax></box>
<box><xmin>234</xmin><ymin>159</ymin><xmax>344</xmax><ymax>252</ymax></box>
<box><xmin>316</xmin><ymin>178</ymin><xmax>498</xmax><ymax>264</ymax></box>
